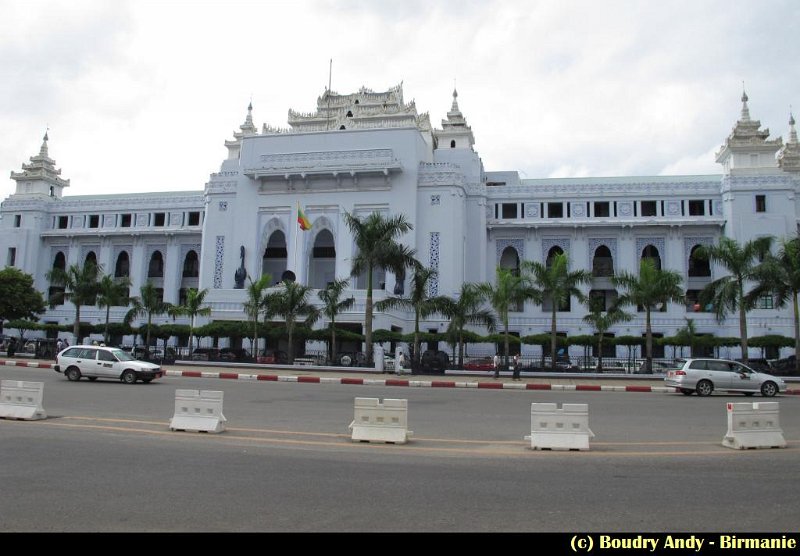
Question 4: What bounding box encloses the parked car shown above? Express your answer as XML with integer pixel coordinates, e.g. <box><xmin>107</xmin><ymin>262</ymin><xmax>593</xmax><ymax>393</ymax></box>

<box><xmin>55</xmin><ymin>345</ymin><xmax>163</xmax><ymax>384</ymax></box>
<box><xmin>664</xmin><ymin>358</ymin><xmax>786</xmax><ymax>397</ymax></box>
<box><xmin>218</xmin><ymin>348</ymin><xmax>251</xmax><ymax>361</ymax></box>
<box><xmin>463</xmin><ymin>357</ymin><xmax>495</xmax><ymax>371</ymax></box>
<box><xmin>770</xmin><ymin>355</ymin><xmax>797</xmax><ymax>375</ymax></box>
<box><xmin>257</xmin><ymin>350</ymin><xmax>288</xmax><ymax>364</ymax></box>
<box><xmin>191</xmin><ymin>347</ymin><xmax>221</xmax><ymax>361</ymax></box>
<box><xmin>637</xmin><ymin>360</ymin><xmax>680</xmax><ymax>374</ymax></box>
<box><xmin>336</xmin><ymin>351</ymin><xmax>366</xmax><ymax>367</ymax></box>
<box><xmin>420</xmin><ymin>349</ymin><xmax>450</xmax><ymax>372</ymax></box>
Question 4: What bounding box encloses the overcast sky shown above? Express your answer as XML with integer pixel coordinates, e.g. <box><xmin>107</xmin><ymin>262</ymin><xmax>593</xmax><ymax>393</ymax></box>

<box><xmin>2</xmin><ymin>0</ymin><xmax>799</xmax><ymax>199</ymax></box>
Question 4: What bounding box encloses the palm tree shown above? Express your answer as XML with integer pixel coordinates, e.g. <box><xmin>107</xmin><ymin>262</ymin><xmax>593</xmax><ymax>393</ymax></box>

<box><xmin>96</xmin><ymin>274</ymin><xmax>131</xmax><ymax>344</ymax></box>
<box><xmin>477</xmin><ymin>267</ymin><xmax>533</xmax><ymax>368</ymax></box>
<box><xmin>523</xmin><ymin>252</ymin><xmax>593</xmax><ymax>370</ymax></box>
<box><xmin>695</xmin><ymin>236</ymin><xmax>773</xmax><ymax>365</ymax></box>
<box><xmin>125</xmin><ymin>282</ymin><xmax>172</xmax><ymax>357</ymax></box>
<box><xmin>171</xmin><ymin>288</ymin><xmax>211</xmax><ymax>357</ymax></box>
<box><xmin>440</xmin><ymin>283</ymin><xmax>496</xmax><ymax>368</ymax></box>
<box><xmin>613</xmin><ymin>259</ymin><xmax>684</xmax><ymax>372</ymax></box>
<box><xmin>45</xmin><ymin>261</ymin><xmax>102</xmax><ymax>343</ymax></box>
<box><xmin>268</xmin><ymin>280</ymin><xmax>320</xmax><ymax>364</ymax></box>
<box><xmin>582</xmin><ymin>298</ymin><xmax>631</xmax><ymax>371</ymax></box>
<box><xmin>752</xmin><ymin>235</ymin><xmax>800</xmax><ymax>373</ymax></box>
<box><xmin>243</xmin><ymin>274</ymin><xmax>273</xmax><ymax>357</ymax></box>
<box><xmin>318</xmin><ymin>278</ymin><xmax>355</xmax><ymax>364</ymax></box>
<box><xmin>344</xmin><ymin>211</ymin><xmax>417</xmax><ymax>364</ymax></box>
<box><xmin>377</xmin><ymin>266</ymin><xmax>451</xmax><ymax>369</ymax></box>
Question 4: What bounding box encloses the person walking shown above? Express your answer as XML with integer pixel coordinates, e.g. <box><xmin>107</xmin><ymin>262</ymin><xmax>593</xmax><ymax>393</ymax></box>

<box><xmin>512</xmin><ymin>353</ymin><xmax>521</xmax><ymax>381</ymax></box>
<box><xmin>493</xmin><ymin>353</ymin><xmax>500</xmax><ymax>379</ymax></box>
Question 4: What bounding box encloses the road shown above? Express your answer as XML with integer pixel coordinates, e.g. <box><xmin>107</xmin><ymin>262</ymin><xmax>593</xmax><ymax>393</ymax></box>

<box><xmin>1</xmin><ymin>365</ymin><xmax>799</xmax><ymax>532</ymax></box>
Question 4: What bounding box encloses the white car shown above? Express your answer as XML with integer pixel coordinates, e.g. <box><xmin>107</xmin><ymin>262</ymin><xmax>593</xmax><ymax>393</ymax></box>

<box><xmin>664</xmin><ymin>358</ymin><xmax>786</xmax><ymax>397</ymax></box>
<box><xmin>55</xmin><ymin>345</ymin><xmax>163</xmax><ymax>384</ymax></box>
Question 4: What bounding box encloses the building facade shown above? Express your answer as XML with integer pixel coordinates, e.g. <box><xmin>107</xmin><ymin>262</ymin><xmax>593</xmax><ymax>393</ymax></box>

<box><xmin>3</xmin><ymin>84</ymin><xmax>800</xmax><ymax>358</ymax></box>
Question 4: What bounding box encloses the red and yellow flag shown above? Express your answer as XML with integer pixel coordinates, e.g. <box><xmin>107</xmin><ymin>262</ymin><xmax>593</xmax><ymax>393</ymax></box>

<box><xmin>297</xmin><ymin>203</ymin><xmax>312</xmax><ymax>231</ymax></box>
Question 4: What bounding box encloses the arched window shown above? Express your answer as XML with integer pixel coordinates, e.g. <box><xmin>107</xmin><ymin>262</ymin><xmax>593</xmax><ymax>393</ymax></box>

<box><xmin>309</xmin><ymin>230</ymin><xmax>336</xmax><ymax>289</ymax></box>
<box><xmin>592</xmin><ymin>246</ymin><xmax>614</xmax><ymax>277</ymax></box>
<box><xmin>115</xmin><ymin>251</ymin><xmax>130</xmax><ymax>278</ymax></box>
<box><xmin>182</xmin><ymin>250</ymin><xmax>199</xmax><ymax>278</ymax></box>
<box><xmin>148</xmin><ymin>251</ymin><xmax>164</xmax><ymax>278</ymax></box>
<box><xmin>500</xmin><ymin>246</ymin><xmax>520</xmax><ymax>275</ymax></box>
<box><xmin>339</xmin><ymin>125</ymin><xmax>346</xmax><ymax>130</ymax></box>
<box><xmin>641</xmin><ymin>245</ymin><xmax>661</xmax><ymax>270</ymax></box>
<box><xmin>262</xmin><ymin>231</ymin><xmax>288</xmax><ymax>283</ymax></box>
<box><xmin>688</xmin><ymin>245</ymin><xmax>710</xmax><ymax>277</ymax></box>
<box><xmin>84</xmin><ymin>251</ymin><xmax>97</xmax><ymax>268</ymax></box>
<box><xmin>53</xmin><ymin>251</ymin><xmax>66</xmax><ymax>271</ymax></box>
<box><xmin>346</xmin><ymin>110</ymin><xmax>353</xmax><ymax>118</ymax></box>
<box><xmin>546</xmin><ymin>246</ymin><xmax>564</xmax><ymax>269</ymax></box>
<box><xmin>450</xmin><ymin>140</ymin><xmax>456</xmax><ymax>148</ymax></box>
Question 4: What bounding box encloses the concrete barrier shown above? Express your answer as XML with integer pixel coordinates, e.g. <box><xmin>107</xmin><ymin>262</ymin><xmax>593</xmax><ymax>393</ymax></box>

<box><xmin>0</xmin><ymin>380</ymin><xmax>47</xmax><ymax>421</ymax></box>
<box><xmin>348</xmin><ymin>397</ymin><xmax>412</xmax><ymax>444</ymax></box>
<box><xmin>722</xmin><ymin>401</ymin><xmax>786</xmax><ymax>450</ymax></box>
<box><xmin>169</xmin><ymin>389</ymin><xmax>226</xmax><ymax>433</ymax></box>
<box><xmin>525</xmin><ymin>402</ymin><xmax>594</xmax><ymax>451</ymax></box>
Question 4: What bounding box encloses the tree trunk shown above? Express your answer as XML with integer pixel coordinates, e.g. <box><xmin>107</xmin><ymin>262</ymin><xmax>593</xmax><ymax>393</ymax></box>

<box><xmin>645</xmin><ymin>309</ymin><xmax>652</xmax><ymax>372</ymax></box>
<box><xmin>365</xmin><ymin>266</ymin><xmax>374</xmax><ymax>365</ymax></box>
<box><xmin>550</xmin><ymin>306</ymin><xmax>558</xmax><ymax>371</ymax></box>
<box><xmin>738</xmin><ymin>283</ymin><xmax>749</xmax><ymax>364</ymax></box>
<box><xmin>794</xmin><ymin>292</ymin><xmax>799</xmax><ymax>374</ymax></box>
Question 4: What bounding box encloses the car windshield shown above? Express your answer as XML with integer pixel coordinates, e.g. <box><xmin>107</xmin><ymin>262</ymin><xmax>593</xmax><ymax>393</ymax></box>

<box><xmin>112</xmin><ymin>349</ymin><xmax>137</xmax><ymax>362</ymax></box>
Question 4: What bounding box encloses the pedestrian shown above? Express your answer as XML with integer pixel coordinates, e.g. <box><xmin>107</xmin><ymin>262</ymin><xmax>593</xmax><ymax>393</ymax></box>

<box><xmin>7</xmin><ymin>337</ymin><xmax>17</xmax><ymax>357</ymax></box>
<box><xmin>56</xmin><ymin>338</ymin><xmax>64</xmax><ymax>353</ymax></box>
<box><xmin>493</xmin><ymin>353</ymin><xmax>500</xmax><ymax>379</ymax></box>
<box><xmin>512</xmin><ymin>353</ymin><xmax>521</xmax><ymax>381</ymax></box>
<box><xmin>397</xmin><ymin>352</ymin><xmax>406</xmax><ymax>375</ymax></box>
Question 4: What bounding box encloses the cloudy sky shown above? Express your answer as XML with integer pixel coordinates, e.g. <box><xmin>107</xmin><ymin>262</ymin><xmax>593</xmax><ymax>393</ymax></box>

<box><xmin>2</xmin><ymin>0</ymin><xmax>799</xmax><ymax>199</ymax></box>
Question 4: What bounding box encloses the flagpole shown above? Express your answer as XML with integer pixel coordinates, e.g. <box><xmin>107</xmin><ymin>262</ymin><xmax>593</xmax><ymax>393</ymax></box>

<box><xmin>294</xmin><ymin>202</ymin><xmax>300</xmax><ymax>282</ymax></box>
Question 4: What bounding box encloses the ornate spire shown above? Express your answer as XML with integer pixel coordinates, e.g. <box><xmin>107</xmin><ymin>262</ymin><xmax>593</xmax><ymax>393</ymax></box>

<box><xmin>740</xmin><ymin>86</ymin><xmax>751</xmax><ymax>122</ymax></box>
<box><xmin>778</xmin><ymin>108</ymin><xmax>800</xmax><ymax>172</ymax></box>
<box><xmin>790</xmin><ymin>109</ymin><xmax>797</xmax><ymax>145</ymax></box>
<box><xmin>39</xmin><ymin>129</ymin><xmax>49</xmax><ymax>158</ymax></box>
<box><xmin>451</xmin><ymin>88</ymin><xmax>460</xmax><ymax>112</ymax></box>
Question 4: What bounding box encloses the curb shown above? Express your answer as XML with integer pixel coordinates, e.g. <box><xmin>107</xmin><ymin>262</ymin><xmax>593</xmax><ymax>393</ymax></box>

<box><xmin>3</xmin><ymin>360</ymin><xmax>799</xmax><ymax>395</ymax></box>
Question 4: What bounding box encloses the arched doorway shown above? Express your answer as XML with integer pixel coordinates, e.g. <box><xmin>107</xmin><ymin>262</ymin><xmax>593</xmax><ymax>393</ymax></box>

<box><xmin>308</xmin><ymin>230</ymin><xmax>336</xmax><ymax>289</ymax></box>
<box><xmin>262</xmin><ymin>231</ymin><xmax>288</xmax><ymax>284</ymax></box>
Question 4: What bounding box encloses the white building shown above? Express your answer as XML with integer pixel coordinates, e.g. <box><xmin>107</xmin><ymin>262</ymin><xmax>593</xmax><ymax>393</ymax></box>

<box><xmin>3</xmin><ymin>84</ymin><xmax>800</xmax><ymax>359</ymax></box>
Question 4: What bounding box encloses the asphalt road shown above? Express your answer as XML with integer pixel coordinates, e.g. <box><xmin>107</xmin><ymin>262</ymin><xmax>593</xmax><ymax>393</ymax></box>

<box><xmin>1</xmin><ymin>365</ymin><xmax>799</xmax><ymax>532</ymax></box>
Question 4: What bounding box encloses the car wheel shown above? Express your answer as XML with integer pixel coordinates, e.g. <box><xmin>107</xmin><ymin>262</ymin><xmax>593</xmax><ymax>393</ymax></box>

<box><xmin>121</xmin><ymin>370</ymin><xmax>137</xmax><ymax>384</ymax></box>
<box><xmin>695</xmin><ymin>379</ymin><xmax>713</xmax><ymax>397</ymax></box>
<box><xmin>680</xmin><ymin>388</ymin><xmax>693</xmax><ymax>396</ymax></box>
<box><xmin>339</xmin><ymin>354</ymin><xmax>352</xmax><ymax>366</ymax></box>
<box><xmin>87</xmin><ymin>377</ymin><xmax>98</xmax><ymax>382</ymax></box>
<box><xmin>760</xmin><ymin>381</ymin><xmax>778</xmax><ymax>397</ymax></box>
<box><xmin>65</xmin><ymin>367</ymin><xmax>81</xmax><ymax>381</ymax></box>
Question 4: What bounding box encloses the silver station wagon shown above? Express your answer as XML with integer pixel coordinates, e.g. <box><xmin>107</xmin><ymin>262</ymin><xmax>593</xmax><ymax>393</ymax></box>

<box><xmin>664</xmin><ymin>358</ymin><xmax>786</xmax><ymax>397</ymax></box>
<box><xmin>55</xmin><ymin>345</ymin><xmax>163</xmax><ymax>384</ymax></box>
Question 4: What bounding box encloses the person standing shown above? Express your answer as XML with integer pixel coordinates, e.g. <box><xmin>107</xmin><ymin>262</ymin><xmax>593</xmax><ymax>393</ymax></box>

<box><xmin>493</xmin><ymin>353</ymin><xmax>500</xmax><ymax>379</ymax></box>
<box><xmin>512</xmin><ymin>353</ymin><xmax>521</xmax><ymax>381</ymax></box>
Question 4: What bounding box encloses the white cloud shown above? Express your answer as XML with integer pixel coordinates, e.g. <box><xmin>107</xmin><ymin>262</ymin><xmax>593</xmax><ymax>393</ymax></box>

<box><xmin>1</xmin><ymin>0</ymin><xmax>799</xmax><ymax>199</ymax></box>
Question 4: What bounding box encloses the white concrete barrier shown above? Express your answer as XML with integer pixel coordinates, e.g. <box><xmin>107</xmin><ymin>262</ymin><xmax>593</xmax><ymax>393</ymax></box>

<box><xmin>722</xmin><ymin>401</ymin><xmax>786</xmax><ymax>450</ymax></box>
<box><xmin>525</xmin><ymin>402</ymin><xmax>594</xmax><ymax>451</ymax></box>
<box><xmin>0</xmin><ymin>380</ymin><xmax>47</xmax><ymax>421</ymax></box>
<box><xmin>169</xmin><ymin>389</ymin><xmax>226</xmax><ymax>433</ymax></box>
<box><xmin>349</xmin><ymin>397</ymin><xmax>412</xmax><ymax>444</ymax></box>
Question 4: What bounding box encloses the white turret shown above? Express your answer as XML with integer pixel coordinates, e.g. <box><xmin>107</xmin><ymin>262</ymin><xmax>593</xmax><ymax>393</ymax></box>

<box><xmin>9</xmin><ymin>131</ymin><xmax>70</xmax><ymax>199</ymax></box>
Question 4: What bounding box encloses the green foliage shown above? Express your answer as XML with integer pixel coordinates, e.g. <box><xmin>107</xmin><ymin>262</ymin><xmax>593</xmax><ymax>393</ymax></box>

<box><xmin>0</xmin><ymin>267</ymin><xmax>46</xmax><ymax>324</ymax></box>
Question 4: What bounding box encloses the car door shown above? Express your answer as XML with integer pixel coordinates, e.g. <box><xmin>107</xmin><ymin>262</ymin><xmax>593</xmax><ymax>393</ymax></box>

<box><xmin>95</xmin><ymin>349</ymin><xmax>119</xmax><ymax>378</ymax></box>
<box><xmin>728</xmin><ymin>361</ymin><xmax>756</xmax><ymax>392</ymax></box>
<box><xmin>73</xmin><ymin>348</ymin><xmax>99</xmax><ymax>376</ymax></box>
<box><xmin>705</xmin><ymin>360</ymin><xmax>734</xmax><ymax>390</ymax></box>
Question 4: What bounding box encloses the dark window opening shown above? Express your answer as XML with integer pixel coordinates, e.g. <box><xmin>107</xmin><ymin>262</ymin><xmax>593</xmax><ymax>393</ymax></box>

<box><xmin>688</xmin><ymin>245</ymin><xmax>710</xmax><ymax>277</ymax></box>
<box><xmin>313</xmin><ymin>246</ymin><xmax>336</xmax><ymax>258</ymax></box>
<box><xmin>501</xmin><ymin>203</ymin><xmax>518</xmax><ymax>219</ymax></box>
<box><xmin>120</xmin><ymin>214</ymin><xmax>132</xmax><ymax>227</ymax></box>
<box><xmin>14</xmin><ymin>215</ymin><xmax>21</xmax><ymax>227</ymax></box>
<box><xmin>641</xmin><ymin>201</ymin><xmax>657</xmax><ymax>217</ymax></box>
<box><xmin>594</xmin><ymin>202</ymin><xmax>610</xmax><ymax>218</ymax></box>
<box><xmin>548</xmin><ymin>203</ymin><xmax>563</xmax><ymax>218</ymax></box>
<box><xmin>89</xmin><ymin>215</ymin><xmax>100</xmax><ymax>228</ymax></box>
<box><xmin>450</xmin><ymin>140</ymin><xmax>456</xmax><ymax>148</ymax></box>
<box><xmin>187</xmin><ymin>212</ymin><xmax>201</xmax><ymax>226</ymax></box>
<box><xmin>592</xmin><ymin>246</ymin><xmax>614</xmax><ymax>277</ymax></box>
<box><xmin>755</xmin><ymin>195</ymin><xmax>766</xmax><ymax>213</ymax></box>
<box><xmin>182</xmin><ymin>250</ymin><xmax>199</xmax><ymax>278</ymax></box>
<box><xmin>153</xmin><ymin>213</ymin><xmax>166</xmax><ymax>227</ymax></box>
<box><xmin>57</xmin><ymin>216</ymin><xmax>69</xmax><ymax>229</ymax></box>
<box><xmin>339</xmin><ymin>125</ymin><xmax>346</xmax><ymax>130</ymax></box>
<box><xmin>115</xmin><ymin>252</ymin><xmax>130</xmax><ymax>278</ymax></box>
<box><xmin>346</xmin><ymin>111</ymin><xmax>353</xmax><ymax>117</ymax></box>
<box><xmin>641</xmin><ymin>244</ymin><xmax>662</xmax><ymax>271</ymax></box>
<box><xmin>688</xmin><ymin>200</ymin><xmax>705</xmax><ymax>216</ymax></box>
<box><xmin>7</xmin><ymin>247</ymin><xmax>16</xmax><ymax>267</ymax></box>
<box><xmin>148</xmin><ymin>251</ymin><xmax>164</xmax><ymax>278</ymax></box>
<box><xmin>178</xmin><ymin>288</ymin><xmax>188</xmax><ymax>306</ymax></box>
